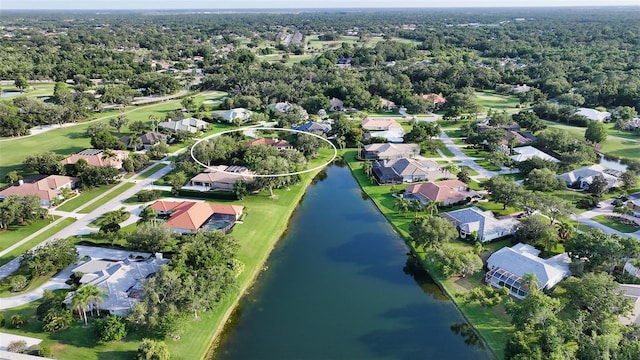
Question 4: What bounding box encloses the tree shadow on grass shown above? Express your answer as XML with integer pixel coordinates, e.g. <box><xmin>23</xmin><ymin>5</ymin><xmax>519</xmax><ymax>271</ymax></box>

<box><xmin>97</xmin><ymin>350</ymin><xmax>137</xmax><ymax>360</ymax></box>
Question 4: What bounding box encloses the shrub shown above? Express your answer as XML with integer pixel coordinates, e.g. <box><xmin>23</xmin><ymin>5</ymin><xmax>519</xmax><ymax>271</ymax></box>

<box><xmin>137</xmin><ymin>339</ymin><xmax>170</xmax><ymax>360</ymax></box>
<box><xmin>99</xmin><ymin>222</ymin><xmax>121</xmax><ymax>233</ymax></box>
<box><xmin>10</xmin><ymin>314</ymin><xmax>27</xmax><ymax>329</ymax></box>
<box><xmin>0</xmin><ymin>313</ymin><xmax>5</xmax><ymax>327</ymax></box>
<box><xmin>39</xmin><ymin>344</ymin><xmax>52</xmax><ymax>358</ymax></box>
<box><xmin>95</xmin><ymin>315</ymin><xmax>128</xmax><ymax>342</ymax></box>
<box><xmin>136</xmin><ymin>189</ymin><xmax>161</xmax><ymax>202</ymax></box>
<box><xmin>7</xmin><ymin>340</ymin><xmax>27</xmax><ymax>353</ymax></box>
<box><xmin>42</xmin><ymin>308</ymin><xmax>74</xmax><ymax>332</ymax></box>
<box><xmin>10</xmin><ymin>275</ymin><xmax>28</xmax><ymax>292</ymax></box>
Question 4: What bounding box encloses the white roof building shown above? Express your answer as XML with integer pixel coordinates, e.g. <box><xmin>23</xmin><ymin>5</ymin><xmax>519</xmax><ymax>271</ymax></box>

<box><xmin>65</xmin><ymin>255</ymin><xmax>168</xmax><ymax>316</ymax></box>
<box><xmin>557</xmin><ymin>164</ymin><xmax>622</xmax><ymax>189</ymax></box>
<box><xmin>440</xmin><ymin>206</ymin><xmax>519</xmax><ymax>243</ymax></box>
<box><xmin>486</xmin><ymin>243</ymin><xmax>571</xmax><ymax>299</ymax></box>
<box><xmin>158</xmin><ymin>117</ymin><xmax>209</xmax><ymax>133</ymax></box>
<box><xmin>510</xmin><ymin>146</ymin><xmax>560</xmax><ymax>163</ymax></box>
<box><xmin>219</xmin><ymin>108</ymin><xmax>253</xmax><ymax>123</ymax></box>
<box><xmin>576</xmin><ymin>107</ymin><xmax>611</xmax><ymax>122</ymax></box>
<box><xmin>619</xmin><ymin>284</ymin><xmax>640</xmax><ymax>326</ymax></box>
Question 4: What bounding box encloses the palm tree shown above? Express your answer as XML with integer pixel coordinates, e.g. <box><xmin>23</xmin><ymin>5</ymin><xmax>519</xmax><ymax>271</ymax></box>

<box><xmin>473</xmin><ymin>241</ymin><xmax>485</xmax><ymax>256</ymax></box>
<box><xmin>410</xmin><ymin>200</ymin><xmax>423</xmax><ymax>217</ymax></box>
<box><xmin>425</xmin><ymin>201</ymin><xmax>439</xmax><ymax>216</ymax></box>
<box><xmin>394</xmin><ymin>197</ymin><xmax>410</xmax><ymax>217</ymax></box>
<box><xmin>85</xmin><ymin>284</ymin><xmax>106</xmax><ymax>317</ymax></box>
<box><xmin>520</xmin><ymin>272</ymin><xmax>539</xmax><ymax>295</ymax></box>
<box><xmin>72</xmin><ymin>286</ymin><xmax>91</xmax><ymax>326</ymax></box>
<box><xmin>128</xmin><ymin>136</ymin><xmax>143</xmax><ymax>151</ymax></box>
<box><xmin>361</xmin><ymin>160</ymin><xmax>373</xmax><ymax>180</ymax></box>
<box><xmin>556</xmin><ymin>222</ymin><xmax>574</xmax><ymax>242</ymax></box>
<box><xmin>440</xmin><ymin>163</ymin><xmax>458</xmax><ymax>178</ymax></box>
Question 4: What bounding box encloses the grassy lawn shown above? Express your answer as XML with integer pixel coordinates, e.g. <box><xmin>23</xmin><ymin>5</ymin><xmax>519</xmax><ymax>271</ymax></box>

<box><xmin>445</xmin><ymin>129</ymin><xmax>463</xmax><ymax>138</ymax></box>
<box><xmin>459</xmin><ymin>165</ymin><xmax>479</xmax><ymax>176</ymax></box>
<box><xmin>0</xmin><ymin>296</ymin><xmax>143</xmax><ymax>360</ymax></box>
<box><xmin>439</xmin><ymin>146</ymin><xmax>455</xmax><ymax>157</ymax></box>
<box><xmin>0</xmin><ymin>217</ymin><xmax>77</xmax><ymax>267</ymax></box>
<box><xmin>0</xmin><ymin>91</ymin><xmax>224</xmax><ymax>185</ymax></box>
<box><xmin>592</xmin><ymin>215</ymin><xmax>640</xmax><ymax>233</ymax></box>
<box><xmin>0</xmin><ymin>82</ymin><xmax>69</xmax><ymax>98</ymax></box>
<box><xmin>543</xmin><ymin>121</ymin><xmax>640</xmax><ymax>160</ymax></box>
<box><xmin>344</xmin><ymin>150</ymin><xmax>512</xmax><ymax>359</ymax></box>
<box><xmin>475</xmin><ymin>91</ymin><xmax>521</xmax><ymax>113</ymax></box>
<box><xmin>135</xmin><ymin>163</ymin><xmax>167</xmax><ymax>179</ymax></box>
<box><xmin>459</xmin><ymin>146</ymin><xmax>491</xmax><ymax>158</ymax></box>
<box><xmin>475</xmin><ymin>159</ymin><xmax>502</xmax><ymax>172</ymax></box>
<box><xmin>498</xmin><ymin>172</ymin><xmax>526</xmax><ymax>181</ymax></box>
<box><xmin>56</xmin><ymin>185</ymin><xmax>117</xmax><ymax>212</ymax></box>
<box><xmin>0</xmin><ymin>217</ymin><xmax>58</xmax><ymax>252</ymax></box>
<box><xmin>77</xmin><ymin>182</ymin><xmax>136</xmax><ymax>214</ymax></box>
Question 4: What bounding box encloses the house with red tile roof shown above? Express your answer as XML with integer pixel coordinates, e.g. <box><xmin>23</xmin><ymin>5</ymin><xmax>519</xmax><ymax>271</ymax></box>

<box><xmin>419</xmin><ymin>93</ymin><xmax>447</xmax><ymax>109</ymax></box>
<box><xmin>61</xmin><ymin>149</ymin><xmax>128</xmax><ymax>169</ymax></box>
<box><xmin>0</xmin><ymin>175</ymin><xmax>77</xmax><ymax>207</ymax></box>
<box><xmin>405</xmin><ymin>180</ymin><xmax>475</xmax><ymax>206</ymax></box>
<box><xmin>244</xmin><ymin>138</ymin><xmax>293</xmax><ymax>151</ymax></box>
<box><xmin>149</xmin><ymin>200</ymin><xmax>244</xmax><ymax>233</ymax></box>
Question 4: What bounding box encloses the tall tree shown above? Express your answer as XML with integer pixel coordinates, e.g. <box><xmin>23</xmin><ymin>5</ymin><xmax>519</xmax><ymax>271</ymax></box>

<box><xmin>585</xmin><ymin>120</ymin><xmax>607</xmax><ymax>144</ymax></box>
<box><xmin>410</xmin><ymin>216</ymin><xmax>457</xmax><ymax>250</ymax></box>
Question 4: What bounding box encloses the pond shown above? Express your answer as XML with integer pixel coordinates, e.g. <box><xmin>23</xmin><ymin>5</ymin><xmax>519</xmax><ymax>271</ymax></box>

<box><xmin>212</xmin><ymin>165</ymin><xmax>493</xmax><ymax>360</ymax></box>
<box><xmin>599</xmin><ymin>154</ymin><xmax>628</xmax><ymax>172</ymax></box>
<box><xmin>0</xmin><ymin>91</ymin><xmax>21</xmax><ymax>98</ymax></box>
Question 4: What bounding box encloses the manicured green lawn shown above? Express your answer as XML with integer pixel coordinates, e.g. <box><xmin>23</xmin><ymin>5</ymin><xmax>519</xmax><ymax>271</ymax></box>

<box><xmin>475</xmin><ymin>159</ymin><xmax>502</xmax><ymax>172</ymax></box>
<box><xmin>0</xmin><ymin>82</ymin><xmax>68</xmax><ymax>98</ymax></box>
<box><xmin>0</xmin><ymin>217</ymin><xmax>76</xmax><ymax>267</ymax></box>
<box><xmin>57</xmin><ymin>185</ymin><xmax>117</xmax><ymax>212</ymax></box>
<box><xmin>498</xmin><ymin>172</ymin><xmax>526</xmax><ymax>181</ymax></box>
<box><xmin>475</xmin><ymin>91</ymin><xmax>521</xmax><ymax>113</ymax></box>
<box><xmin>592</xmin><ymin>215</ymin><xmax>640</xmax><ymax>233</ymax></box>
<box><xmin>459</xmin><ymin>165</ymin><xmax>479</xmax><ymax>176</ymax></box>
<box><xmin>77</xmin><ymin>182</ymin><xmax>136</xmax><ymax>214</ymax></box>
<box><xmin>439</xmin><ymin>146</ymin><xmax>455</xmax><ymax>157</ymax></box>
<box><xmin>344</xmin><ymin>150</ymin><xmax>512</xmax><ymax>359</ymax></box>
<box><xmin>445</xmin><ymin>129</ymin><xmax>463</xmax><ymax>138</ymax></box>
<box><xmin>135</xmin><ymin>163</ymin><xmax>167</xmax><ymax>179</ymax></box>
<box><xmin>0</xmin><ymin>217</ymin><xmax>58</xmax><ymax>252</ymax></box>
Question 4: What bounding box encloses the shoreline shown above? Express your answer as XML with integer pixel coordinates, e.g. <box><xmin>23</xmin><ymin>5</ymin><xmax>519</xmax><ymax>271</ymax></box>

<box><xmin>343</xmin><ymin>151</ymin><xmax>505</xmax><ymax>360</ymax></box>
<box><xmin>196</xmin><ymin>166</ymin><xmax>327</xmax><ymax>360</ymax></box>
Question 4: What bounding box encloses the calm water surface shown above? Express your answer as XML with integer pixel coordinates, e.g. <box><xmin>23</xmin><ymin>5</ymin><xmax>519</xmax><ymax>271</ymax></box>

<box><xmin>212</xmin><ymin>165</ymin><xmax>493</xmax><ymax>360</ymax></box>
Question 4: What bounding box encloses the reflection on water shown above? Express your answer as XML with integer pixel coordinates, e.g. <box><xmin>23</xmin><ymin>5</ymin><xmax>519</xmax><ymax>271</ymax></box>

<box><xmin>599</xmin><ymin>154</ymin><xmax>628</xmax><ymax>172</ymax></box>
<box><xmin>451</xmin><ymin>322</ymin><xmax>485</xmax><ymax>349</ymax></box>
<box><xmin>403</xmin><ymin>255</ymin><xmax>449</xmax><ymax>302</ymax></box>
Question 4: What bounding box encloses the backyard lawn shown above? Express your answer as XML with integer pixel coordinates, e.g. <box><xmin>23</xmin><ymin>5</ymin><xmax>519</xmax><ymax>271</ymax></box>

<box><xmin>56</xmin><ymin>185</ymin><xmax>117</xmax><ymax>212</ymax></box>
<box><xmin>77</xmin><ymin>182</ymin><xmax>136</xmax><ymax>214</ymax></box>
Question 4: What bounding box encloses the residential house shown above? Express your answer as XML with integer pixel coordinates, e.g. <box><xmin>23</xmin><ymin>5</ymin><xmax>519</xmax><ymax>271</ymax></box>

<box><xmin>622</xmin><ymin>118</ymin><xmax>640</xmax><ymax>131</ymax></box>
<box><xmin>502</xmin><ymin>131</ymin><xmax>537</xmax><ymax>147</ymax></box>
<box><xmin>510</xmin><ymin>146</ymin><xmax>560</xmax><ymax>163</ymax></box>
<box><xmin>158</xmin><ymin>117</ymin><xmax>209</xmax><ymax>133</ymax></box>
<box><xmin>405</xmin><ymin>180</ymin><xmax>475</xmax><ymax>206</ymax></box>
<box><xmin>185</xmin><ymin>165</ymin><xmax>254</xmax><ymax>191</ymax></box>
<box><xmin>485</xmin><ymin>243</ymin><xmax>571</xmax><ymax>299</ymax></box>
<box><xmin>419</xmin><ymin>93</ymin><xmax>447</xmax><ymax>109</ymax></box>
<box><xmin>267</xmin><ymin>102</ymin><xmax>309</xmax><ymax>119</ymax></box>
<box><xmin>361</xmin><ymin>143</ymin><xmax>420</xmax><ymax>160</ymax></box>
<box><xmin>244</xmin><ymin>137</ymin><xmax>293</xmax><ymax>151</ymax></box>
<box><xmin>64</xmin><ymin>254</ymin><xmax>168</xmax><ymax>315</ymax></box>
<box><xmin>217</xmin><ymin>108</ymin><xmax>253</xmax><ymax>124</ymax></box>
<box><xmin>618</xmin><ymin>284</ymin><xmax>640</xmax><ymax>326</ymax></box>
<box><xmin>293</xmin><ymin>122</ymin><xmax>331</xmax><ymax>134</ymax></box>
<box><xmin>478</xmin><ymin>121</ymin><xmax>521</xmax><ymax>132</ymax></box>
<box><xmin>329</xmin><ymin>98</ymin><xmax>344</xmax><ymax>111</ymax></box>
<box><xmin>119</xmin><ymin>132</ymin><xmax>167</xmax><ymax>150</ymax></box>
<box><xmin>510</xmin><ymin>84</ymin><xmax>531</xmax><ymax>94</ymax></box>
<box><xmin>150</xmin><ymin>200</ymin><xmax>244</xmax><ymax>233</ymax></box>
<box><xmin>380</xmin><ymin>98</ymin><xmax>396</xmax><ymax>111</ymax></box>
<box><xmin>576</xmin><ymin>107</ymin><xmax>611</xmax><ymax>122</ymax></box>
<box><xmin>362</xmin><ymin>118</ymin><xmax>405</xmax><ymax>143</ymax></box>
<box><xmin>557</xmin><ymin>164</ymin><xmax>622</xmax><ymax>189</ymax></box>
<box><xmin>61</xmin><ymin>149</ymin><xmax>128</xmax><ymax>169</ymax></box>
<box><xmin>627</xmin><ymin>194</ymin><xmax>640</xmax><ymax>216</ymax></box>
<box><xmin>0</xmin><ymin>175</ymin><xmax>77</xmax><ymax>207</ymax></box>
<box><xmin>336</xmin><ymin>58</ymin><xmax>352</xmax><ymax>66</ymax></box>
<box><xmin>372</xmin><ymin>158</ymin><xmax>440</xmax><ymax>184</ymax></box>
<box><xmin>440</xmin><ymin>206</ymin><xmax>519</xmax><ymax>242</ymax></box>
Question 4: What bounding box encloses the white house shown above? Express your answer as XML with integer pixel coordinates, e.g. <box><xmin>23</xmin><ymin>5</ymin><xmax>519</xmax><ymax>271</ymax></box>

<box><xmin>158</xmin><ymin>117</ymin><xmax>209</xmax><ymax>133</ymax></box>
<box><xmin>556</xmin><ymin>164</ymin><xmax>622</xmax><ymax>189</ymax></box>
<box><xmin>509</xmin><ymin>146</ymin><xmax>560</xmax><ymax>163</ymax></box>
<box><xmin>219</xmin><ymin>108</ymin><xmax>253</xmax><ymax>123</ymax></box>
<box><xmin>65</xmin><ymin>255</ymin><xmax>168</xmax><ymax>315</ymax></box>
<box><xmin>576</xmin><ymin>107</ymin><xmax>611</xmax><ymax>122</ymax></box>
<box><xmin>486</xmin><ymin>243</ymin><xmax>571</xmax><ymax>299</ymax></box>
<box><xmin>440</xmin><ymin>206</ymin><xmax>519</xmax><ymax>242</ymax></box>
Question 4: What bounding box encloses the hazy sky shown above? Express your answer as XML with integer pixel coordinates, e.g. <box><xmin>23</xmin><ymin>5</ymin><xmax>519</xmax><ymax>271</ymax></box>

<box><xmin>2</xmin><ymin>0</ymin><xmax>639</xmax><ymax>10</ymax></box>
